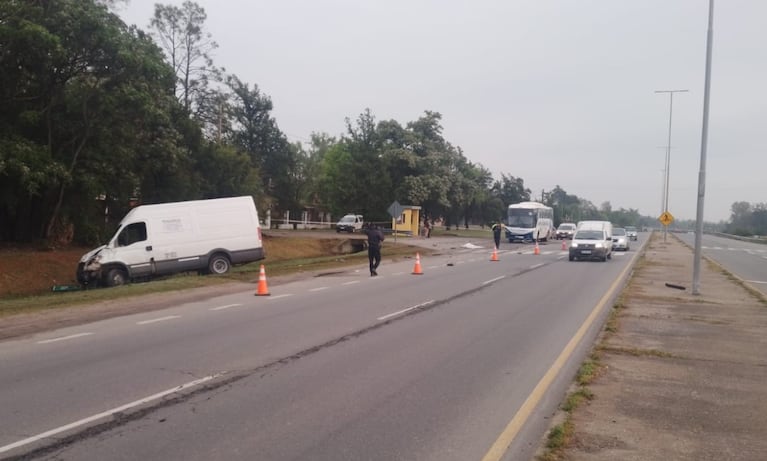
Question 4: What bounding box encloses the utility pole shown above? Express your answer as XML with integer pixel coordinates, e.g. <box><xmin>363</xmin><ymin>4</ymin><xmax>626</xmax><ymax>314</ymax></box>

<box><xmin>655</xmin><ymin>89</ymin><xmax>688</xmax><ymax>241</ymax></box>
<box><xmin>693</xmin><ymin>0</ymin><xmax>715</xmax><ymax>295</ymax></box>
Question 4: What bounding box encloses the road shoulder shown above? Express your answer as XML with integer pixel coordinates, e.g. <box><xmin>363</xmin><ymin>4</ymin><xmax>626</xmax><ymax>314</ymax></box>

<box><xmin>536</xmin><ymin>233</ymin><xmax>767</xmax><ymax>460</ymax></box>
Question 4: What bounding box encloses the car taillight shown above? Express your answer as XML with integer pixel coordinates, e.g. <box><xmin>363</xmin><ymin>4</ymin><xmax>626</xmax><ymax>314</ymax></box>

<box><xmin>257</xmin><ymin>227</ymin><xmax>262</xmax><ymax>240</ymax></box>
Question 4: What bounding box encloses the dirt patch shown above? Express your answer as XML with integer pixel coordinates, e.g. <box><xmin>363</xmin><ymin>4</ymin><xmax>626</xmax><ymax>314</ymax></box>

<box><xmin>0</xmin><ymin>244</ymin><xmax>86</xmax><ymax>297</ymax></box>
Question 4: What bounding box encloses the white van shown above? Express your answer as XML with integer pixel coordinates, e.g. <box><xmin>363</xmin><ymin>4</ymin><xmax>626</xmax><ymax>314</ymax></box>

<box><xmin>569</xmin><ymin>221</ymin><xmax>613</xmax><ymax>261</ymax></box>
<box><xmin>77</xmin><ymin>196</ymin><xmax>265</xmax><ymax>287</ymax></box>
<box><xmin>335</xmin><ymin>214</ymin><xmax>364</xmax><ymax>233</ymax></box>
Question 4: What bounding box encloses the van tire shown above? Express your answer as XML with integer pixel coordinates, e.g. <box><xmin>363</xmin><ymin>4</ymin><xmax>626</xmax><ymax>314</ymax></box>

<box><xmin>208</xmin><ymin>254</ymin><xmax>231</xmax><ymax>275</ymax></box>
<box><xmin>105</xmin><ymin>268</ymin><xmax>128</xmax><ymax>287</ymax></box>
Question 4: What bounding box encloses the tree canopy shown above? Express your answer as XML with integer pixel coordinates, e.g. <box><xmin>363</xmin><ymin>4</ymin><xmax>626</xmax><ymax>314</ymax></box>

<box><xmin>1</xmin><ymin>0</ymin><xmax>736</xmax><ymax>245</ymax></box>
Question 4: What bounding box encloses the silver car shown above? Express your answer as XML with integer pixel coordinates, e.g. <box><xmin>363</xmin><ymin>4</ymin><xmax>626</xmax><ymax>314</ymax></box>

<box><xmin>612</xmin><ymin>227</ymin><xmax>630</xmax><ymax>251</ymax></box>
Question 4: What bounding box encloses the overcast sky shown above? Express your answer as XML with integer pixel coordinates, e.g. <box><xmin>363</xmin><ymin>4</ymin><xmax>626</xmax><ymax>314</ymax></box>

<box><xmin>117</xmin><ymin>0</ymin><xmax>765</xmax><ymax>222</ymax></box>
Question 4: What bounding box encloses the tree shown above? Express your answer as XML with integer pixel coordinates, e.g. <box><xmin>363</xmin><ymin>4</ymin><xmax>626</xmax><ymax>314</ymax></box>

<box><xmin>226</xmin><ymin>75</ymin><xmax>297</xmax><ymax>214</ymax></box>
<box><xmin>492</xmin><ymin>174</ymin><xmax>531</xmax><ymax>207</ymax></box>
<box><xmin>150</xmin><ymin>1</ymin><xmax>223</xmax><ymax>124</ymax></box>
<box><xmin>0</xmin><ymin>0</ymin><xmax>187</xmax><ymax>243</ymax></box>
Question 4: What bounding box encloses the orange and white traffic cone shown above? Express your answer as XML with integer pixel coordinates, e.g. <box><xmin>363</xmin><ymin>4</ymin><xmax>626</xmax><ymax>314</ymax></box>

<box><xmin>561</xmin><ymin>239</ymin><xmax>567</xmax><ymax>251</ymax></box>
<box><xmin>412</xmin><ymin>252</ymin><xmax>424</xmax><ymax>275</ymax></box>
<box><xmin>254</xmin><ymin>264</ymin><xmax>270</xmax><ymax>296</ymax></box>
<box><xmin>491</xmin><ymin>246</ymin><xmax>499</xmax><ymax>261</ymax></box>
<box><xmin>533</xmin><ymin>241</ymin><xmax>541</xmax><ymax>255</ymax></box>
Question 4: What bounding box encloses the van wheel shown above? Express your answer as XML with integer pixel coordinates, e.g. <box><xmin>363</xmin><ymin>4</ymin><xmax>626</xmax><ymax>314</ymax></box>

<box><xmin>104</xmin><ymin>268</ymin><xmax>128</xmax><ymax>287</ymax></box>
<box><xmin>208</xmin><ymin>254</ymin><xmax>231</xmax><ymax>275</ymax></box>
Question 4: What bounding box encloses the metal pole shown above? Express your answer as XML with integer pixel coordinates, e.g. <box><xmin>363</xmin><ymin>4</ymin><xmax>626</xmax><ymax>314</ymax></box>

<box><xmin>655</xmin><ymin>89</ymin><xmax>689</xmax><ymax>242</ymax></box>
<box><xmin>693</xmin><ymin>0</ymin><xmax>715</xmax><ymax>295</ymax></box>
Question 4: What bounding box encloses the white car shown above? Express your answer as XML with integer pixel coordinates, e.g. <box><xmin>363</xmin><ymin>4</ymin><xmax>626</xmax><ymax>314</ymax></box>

<box><xmin>612</xmin><ymin>228</ymin><xmax>630</xmax><ymax>251</ymax></box>
<box><xmin>625</xmin><ymin>226</ymin><xmax>638</xmax><ymax>241</ymax></box>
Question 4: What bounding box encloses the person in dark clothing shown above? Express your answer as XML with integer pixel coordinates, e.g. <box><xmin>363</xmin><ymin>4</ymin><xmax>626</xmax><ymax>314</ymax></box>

<box><xmin>492</xmin><ymin>220</ymin><xmax>504</xmax><ymax>249</ymax></box>
<box><xmin>363</xmin><ymin>223</ymin><xmax>385</xmax><ymax>276</ymax></box>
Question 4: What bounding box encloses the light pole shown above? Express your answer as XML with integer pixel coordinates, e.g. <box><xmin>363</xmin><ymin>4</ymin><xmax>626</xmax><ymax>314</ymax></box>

<box><xmin>693</xmin><ymin>0</ymin><xmax>715</xmax><ymax>295</ymax></box>
<box><xmin>655</xmin><ymin>89</ymin><xmax>688</xmax><ymax>241</ymax></box>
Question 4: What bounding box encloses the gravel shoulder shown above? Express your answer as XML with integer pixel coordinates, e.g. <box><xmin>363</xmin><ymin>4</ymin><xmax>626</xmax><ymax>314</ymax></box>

<box><xmin>537</xmin><ymin>233</ymin><xmax>767</xmax><ymax>460</ymax></box>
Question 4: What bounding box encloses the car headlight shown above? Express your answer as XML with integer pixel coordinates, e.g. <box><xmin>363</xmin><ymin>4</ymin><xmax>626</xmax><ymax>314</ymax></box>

<box><xmin>571</xmin><ymin>242</ymin><xmax>578</xmax><ymax>248</ymax></box>
<box><xmin>595</xmin><ymin>242</ymin><xmax>603</xmax><ymax>248</ymax></box>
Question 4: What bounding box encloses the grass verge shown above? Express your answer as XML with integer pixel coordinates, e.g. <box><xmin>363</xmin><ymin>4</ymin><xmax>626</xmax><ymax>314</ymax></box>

<box><xmin>0</xmin><ymin>239</ymin><xmax>430</xmax><ymax>318</ymax></box>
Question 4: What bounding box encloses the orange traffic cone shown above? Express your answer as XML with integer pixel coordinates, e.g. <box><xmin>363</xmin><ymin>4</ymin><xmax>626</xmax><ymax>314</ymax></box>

<box><xmin>255</xmin><ymin>264</ymin><xmax>270</xmax><ymax>296</ymax></box>
<box><xmin>533</xmin><ymin>241</ymin><xmax>541</xmax><ymax>255</ymax></box>
<box><xmin>412</xmin><ymin>252</ymin><xmax>424</xmax><ymax>275</ymax></box>
<box><xmin>491</xmin><ymin>246</ymin><xmax>499</xmax><ymax>261</ymax></box>
<box><xmin>561</xmin><ymin>239</ymin><xmax>567</xmax><ymax>251</ymax></box>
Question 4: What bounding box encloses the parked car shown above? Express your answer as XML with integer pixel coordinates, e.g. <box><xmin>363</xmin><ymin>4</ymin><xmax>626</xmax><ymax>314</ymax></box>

<box><xmin>336</xmin><ymin>214</ymin><xmax>364</xmax><ymax>233</ymax></box>
<box><xmin>625</xmin><ymin>226</ymin><xmax>638</xmax><ymax>241</ymax></box>
<box><xmin>612</xmin><ymin>227</ymin><xmax>630</xmax><ymax>251</ymax></box>
<box><xmin>556</xmin><ymin>222</ymin><xmax>577</xmax><ymax>240</ymax></box>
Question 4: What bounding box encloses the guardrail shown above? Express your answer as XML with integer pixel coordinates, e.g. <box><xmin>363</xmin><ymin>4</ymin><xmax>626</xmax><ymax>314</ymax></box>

<box><xmin>709</xmin><ymin>232</ymin><xmax>767</xmax><ymax>245</ymax></box>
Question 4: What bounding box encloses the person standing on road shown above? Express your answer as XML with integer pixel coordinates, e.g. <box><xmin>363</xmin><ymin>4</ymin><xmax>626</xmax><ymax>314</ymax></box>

<box><xmin>492</xmin><ymin>220</ymin><xmax>504</xmax><ymax>249</ymax></box>
<box><xmin>363</xmin><ymin>222</ymin><xmax>385</xmax><ymax>276</ymax></box>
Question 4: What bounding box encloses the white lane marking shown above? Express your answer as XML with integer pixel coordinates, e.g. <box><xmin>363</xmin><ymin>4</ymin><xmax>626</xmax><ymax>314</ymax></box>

<box><xmin>210</xmin><ymin>303</ymin><xmax>242</xmax><ymax>311</ymax></box>
<box><xmin>310</xmin><ymin>287</ymin><xmax>329</xmax><ymax>292</ymax></box>
<box><xmin>529</xmin><ymin>263</ymin><xmax>544</xmax><ymax>270</ymax></box>
<box><xmin>36</xmin><ymin>333</ymin><xmax>94</xmax><ymax>345</ymax></box>
<box><xmin>268</xmin><ymin>294</ymin><xmax>293</xmax><ymax>300</ymax></box>
<box><xmin>745</xmin><ymin>280</ymin><xmax>767</xmax><ymax>285</ymax></box>
<box><xmin>342</xmin><ymin>281</ymin><xmax>360</xmax><ymax>285</ymax></box>
<box><xmin>136</xmin><ymin>315</ymin><xmax>180</xmax><ymax>325</ymax></box>
<box><xmin>482</xmin><ymin>275</ymin><xmax>506</xmax><ymax>285</ymax></box>
<box><xmin>0</xmin><ymin>373</ymin><xmax>224</xmax><ymax>455</ymax></box>
<box><xmin>377</xmin><ymin>300</ymin><xmax>435</xmax><ymax>321</ymax></box>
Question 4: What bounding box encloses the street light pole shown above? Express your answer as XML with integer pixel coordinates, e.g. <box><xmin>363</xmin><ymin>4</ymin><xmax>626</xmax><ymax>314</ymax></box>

<box><xmin>655</xmin><ymin>89</ymin><xmax>688</xmax><ymax>242</ymax></box>
<box><xmin>693</xmin><ymin>0</ymin><xmax>715</xmax><ymax>295</ymax></box>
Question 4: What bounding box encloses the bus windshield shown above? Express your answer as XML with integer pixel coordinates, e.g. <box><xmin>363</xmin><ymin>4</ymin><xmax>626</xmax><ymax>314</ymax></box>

<box><xmin>508</xmin><ymin>209</ymin><xmax>536</xmax><ymax>228</ymax></box>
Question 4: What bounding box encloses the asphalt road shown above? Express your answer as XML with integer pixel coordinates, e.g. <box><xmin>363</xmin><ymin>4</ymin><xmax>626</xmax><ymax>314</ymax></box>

<box><xmin>676</xmin><ymin>233</ymin><xmax>767</xmax><ymax>295</ymax></box>
<box><xmin>0</xmin><ymin>234</ymin><xmax>647</xmax><ymax>460</ymax></box>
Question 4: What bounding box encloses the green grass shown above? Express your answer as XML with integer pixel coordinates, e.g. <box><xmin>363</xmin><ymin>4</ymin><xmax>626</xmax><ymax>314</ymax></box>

<box><xmin>538</xmin><ymin>418</ymin><xmax>576</xmax><ymax>461</ymax></box>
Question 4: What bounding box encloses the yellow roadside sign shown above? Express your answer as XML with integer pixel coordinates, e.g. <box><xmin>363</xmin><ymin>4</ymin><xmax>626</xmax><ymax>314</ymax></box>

<box><xmin>658</xmin><ymin>211</ymin><xmax>674</xmax><ymax>226</ymax></box>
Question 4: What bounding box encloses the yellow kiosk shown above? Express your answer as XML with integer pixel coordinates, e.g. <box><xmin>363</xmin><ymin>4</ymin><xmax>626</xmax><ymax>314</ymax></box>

<box><xmin>391</xmin><ymin>205</ymin><xmax>421</xmax><ymax>236</ymax></box>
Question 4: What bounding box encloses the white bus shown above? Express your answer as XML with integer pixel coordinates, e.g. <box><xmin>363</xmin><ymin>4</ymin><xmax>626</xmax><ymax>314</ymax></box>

<box><xmin>506</xmin><ymin>201</ymin><xmax>555</xmax><ymax>243</ymax></box>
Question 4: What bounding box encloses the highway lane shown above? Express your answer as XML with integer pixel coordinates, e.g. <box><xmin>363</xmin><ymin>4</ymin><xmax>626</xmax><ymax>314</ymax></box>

<box><xmin>676</xmin><ymin>233</ymin><xmax>767</xmax><ymax>295</ymax></box>
<box><xmin>0</xmin><ymin>235</ymin><xmax>646</xmax><ymax>460</ymax></box>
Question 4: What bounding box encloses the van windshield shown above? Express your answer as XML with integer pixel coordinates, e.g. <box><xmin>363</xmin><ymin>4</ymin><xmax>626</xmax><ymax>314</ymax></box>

<box><xmin>339</xmin><ymin>216</ymin><xmax>356</xmax><ymax>223</ymax></box>
<box><xmin>574</xmin><ymin>230</ymin><xmax>604</xmax><ymax>240</ymax></box>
